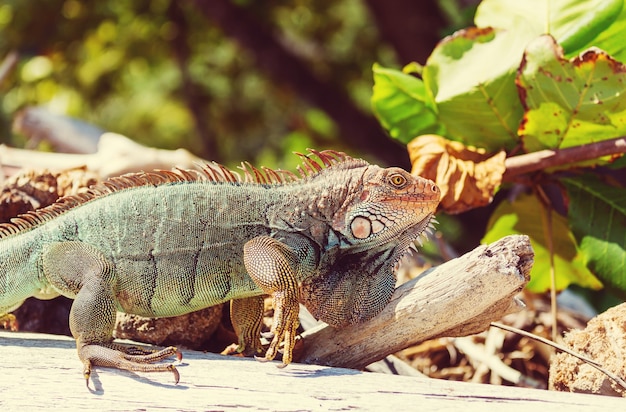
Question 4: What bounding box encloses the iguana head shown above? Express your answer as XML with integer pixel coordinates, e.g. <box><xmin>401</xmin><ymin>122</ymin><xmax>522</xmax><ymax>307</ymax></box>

<box><xmin>332</xmin><ymin>165</ymin><xmax>440</xmax><ymax>253</ymax></box>
<box><xmin>205</xmin><ymin>149</ymin><xmax>440</xmax><ymax>328</ymax></box>
<box><xmin>301</xmin><ymin>161</ymin><xmax>441</xmax><ymax>328</ymax></box>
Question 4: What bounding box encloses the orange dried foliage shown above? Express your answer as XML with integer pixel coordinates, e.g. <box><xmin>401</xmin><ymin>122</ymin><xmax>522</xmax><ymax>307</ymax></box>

<box><xmin>408</xmin><ymin>135</ymin><xmax>506</xmax><ymax>214</ymax></box>
<box><xmin>0</xmin><ymin>167</ymin><xmax>98</xmax><ymax>223</ymax></box>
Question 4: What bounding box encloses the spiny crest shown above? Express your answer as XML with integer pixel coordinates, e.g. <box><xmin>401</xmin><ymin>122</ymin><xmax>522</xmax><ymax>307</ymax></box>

<box><xmin>0</xmin><ymin>149</ymin><xmax>358</xmax><ymax>238</ymax></box>
<box><xmin>200</xmin><ymin>149</ymin><xmax>353</xmax><ymax>184</ymax></box>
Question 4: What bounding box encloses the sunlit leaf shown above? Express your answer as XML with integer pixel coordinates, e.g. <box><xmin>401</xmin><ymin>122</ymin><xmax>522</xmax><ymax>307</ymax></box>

<box><xmin>475</xmin><ymin>0</ymin><xmax>623</xmax><ymax>54</ymax></box>
<box><xmin>564</xmin><ymin>175</ymin><xmax>626</xmax><ymax>296</ymax></box>
<box><xmin>581</xmin><ymin>1</ymin><xmax>626</xmax><ymax>62</ymax></box>
<box><xmin>408</xmin><ymin>135</ymin><xmax>505</xmax><ymax>214</ymax></box>
<box><xmin>371</xmin><ymin>63</ymin><xmax>444</xmax><ymax>144</ymax></box>
<box><xmin>517</xmin><ymin>35</ymin><xmax>626</xmax><ymax>155</ymax></box>
<box><xmin>21</xmin><ymin>56</ymin><xmax>53</xmax><ymax>82</ymax></box>
<box><xmin>482</xmin><ymin>193</ymin><xmax>601</xmax><ymax>292</ymax></box>
<box><xmin>422</xmin><ymin>27</ymin><xmax>530</xmax><ymax>151</ymax></box>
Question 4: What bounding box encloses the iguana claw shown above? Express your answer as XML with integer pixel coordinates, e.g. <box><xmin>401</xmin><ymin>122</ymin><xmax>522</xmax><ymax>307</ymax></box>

<box><xmin>83</xmin><ymin>362</ymin><xmax>179</xmax><ymax>388</ymax></box>
<box><xmin>168</xmin><ymin>364</ymin><xmax>180</xmax><ymax>385</ymax></box>
<box><xmin>83</xmin><ymin>365</ymin><xmax>91</xmax><ymax>388</ymax></box>
<box><xmin>254</xmin><ymin>354</ymin><xmax>270</xmax><ymax>363</ymax></box>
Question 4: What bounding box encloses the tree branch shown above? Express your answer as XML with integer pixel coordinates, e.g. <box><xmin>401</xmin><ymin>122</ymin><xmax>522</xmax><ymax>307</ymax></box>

<box><xmin>363</xmin><ymin>0</ymin><xmax>445</xmax><ymax>64</ymax></box>
<box><xmin>299</xmin><ymin>235</ymin><xmax>532</xmax><ymax>369</ymax></box>
<box><xmin>503</xmin><ymin>136</ymin><xmax>626</xmax><ymax>181</ymax></box>
<box><xmin>2</xmin><ymin>329</ymin><xmax>625</xmax><ymax>409</ymax></box>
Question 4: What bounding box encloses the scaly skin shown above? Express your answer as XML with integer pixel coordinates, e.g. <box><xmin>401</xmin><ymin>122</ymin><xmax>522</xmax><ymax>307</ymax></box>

<box><xmin>0</xmin><ymin>150</ymin><xmax>440</xmax><ymax>385</ymax></box>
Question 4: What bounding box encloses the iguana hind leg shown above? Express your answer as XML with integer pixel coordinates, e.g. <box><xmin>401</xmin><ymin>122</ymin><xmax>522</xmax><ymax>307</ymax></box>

<box><xmin>230</xmin><ymin>296</ymin><xmax>264</xmax><ymax>357</ymax></box>
<box><xmin>42</xmin><ymin>241</ymin><xmax>180</xmax><ymax>385</ymax></box>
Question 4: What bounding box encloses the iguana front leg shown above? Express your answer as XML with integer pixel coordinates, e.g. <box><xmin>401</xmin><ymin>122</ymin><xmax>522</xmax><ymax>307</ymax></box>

<box><xmin>42</xmin><ymin>241</ymin><xmax>180</xmax><ymax>386</ymax></box>
<box><xmin>243</xmin><ymin>235</ymin><xmax>315</xmax><ymax>367</ymax></box>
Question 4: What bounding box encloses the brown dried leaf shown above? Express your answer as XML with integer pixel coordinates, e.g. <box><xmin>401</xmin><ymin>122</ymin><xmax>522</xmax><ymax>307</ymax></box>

<box><xmin>408</xmin><ymin>135</ymin><xmax>506</xmax><ymax>214</ymax></box>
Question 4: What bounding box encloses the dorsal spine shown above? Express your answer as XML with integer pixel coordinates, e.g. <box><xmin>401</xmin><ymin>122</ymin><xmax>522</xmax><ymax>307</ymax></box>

<box><xmin>0</xmin><ymin>149</ymin><xmax>353</xmax><ymax>238</ymax></box>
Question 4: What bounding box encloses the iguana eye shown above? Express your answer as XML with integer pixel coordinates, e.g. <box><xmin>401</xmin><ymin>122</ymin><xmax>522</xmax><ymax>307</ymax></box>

<box><xmin>389</xmin><ymin>173</ymin><xmax>407</xmax><ymax>188</ymax></box>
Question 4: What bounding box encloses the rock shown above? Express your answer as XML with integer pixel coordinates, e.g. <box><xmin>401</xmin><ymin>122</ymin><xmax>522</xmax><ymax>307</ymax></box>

<box><xmin>549</xmin><ymin>302</ymin><xmax>626</xmax><ymax>397</ymax></box>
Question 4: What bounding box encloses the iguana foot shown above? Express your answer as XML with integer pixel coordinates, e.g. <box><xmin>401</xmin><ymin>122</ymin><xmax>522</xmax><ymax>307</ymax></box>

<box><xmin>230</xmin><ymin>296</ymin><xmax>265</xmax><ymax>357</ymax></box>
<box><xmin>260</xmin><ymin>292</ymin><xmax>300</xmax><ymax>367</ymax></box>
<box><xmin>256</xmin><ymin>334</ymin><xmax>302</xmax><ymax>368</ymax></box>
<box><xmin>79</xmin><ymin>343</ymin><xmax>181</xmax><ymax>387</ymax></box>
<box><xmin>104</xmin><ymin>341</ymin><xmax>183</xmax><ymax>359</ymax></box>
<box><xmin>220</xmin><ymin>342</ymin><xmax>264</xmax><ymax>359</ymax></box>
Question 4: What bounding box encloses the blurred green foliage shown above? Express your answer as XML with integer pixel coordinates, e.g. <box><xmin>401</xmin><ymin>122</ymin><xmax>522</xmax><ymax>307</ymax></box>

<box><xmin>0</xmin><ymin>0</ymin><xmax>409</xmax><ymax>166</ymax></box>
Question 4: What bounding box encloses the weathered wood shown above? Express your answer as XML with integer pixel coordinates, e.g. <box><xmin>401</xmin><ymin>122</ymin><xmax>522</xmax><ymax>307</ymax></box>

<box><xmin>300</xmin><ymin>234</ymin><xmax>532</xmax><ymax>368</ymax></box>
<box><xmin>0</xmin><ymin>235</ymin><xmax>619</xmax><ymax>409</ymax></box>
<box><xmin>0</xmin><ymin>132</ymin><xmax>202</xmax><ymax>178</ymax></box>
<box><xmin>0</xmin><ymin>330</ymin><xmax>622</xmax><ymax>410</ymax></box>
<box><xmin>13</xmin><ymin>106</ymin><xmax>103</xmax><ymax>153</ymax></box>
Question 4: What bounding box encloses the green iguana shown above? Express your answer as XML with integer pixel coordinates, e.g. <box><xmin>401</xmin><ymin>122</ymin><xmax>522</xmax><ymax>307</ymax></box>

<box><xmin>0</xmin><ymin>149</ymin><xmax>440</xmax><ymax>385</ymax></box>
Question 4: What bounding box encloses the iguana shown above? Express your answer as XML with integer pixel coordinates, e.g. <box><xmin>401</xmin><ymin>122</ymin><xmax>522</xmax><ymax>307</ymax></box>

<box><xmin>0</xmin><ymin>149</ymin><xmax>440</xmax><ymax>385</ymax></box>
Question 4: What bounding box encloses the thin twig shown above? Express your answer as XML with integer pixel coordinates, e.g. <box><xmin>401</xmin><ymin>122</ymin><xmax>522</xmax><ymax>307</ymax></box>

<box><xmin>503</xmin><ymin>136</ymin><xmax>626</xmax><ymax>180</ymax></box>
<box><xmin>490</xmin><ymin>322</ymin><xmax>626</xmax><ymax>390</ymax></box>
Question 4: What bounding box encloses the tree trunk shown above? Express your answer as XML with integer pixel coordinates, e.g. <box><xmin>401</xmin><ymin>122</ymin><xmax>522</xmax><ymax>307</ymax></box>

<box><xmin>364</xmin><ymin>0</ymin><xmax>446</xmax><ymax>64</ymax></box>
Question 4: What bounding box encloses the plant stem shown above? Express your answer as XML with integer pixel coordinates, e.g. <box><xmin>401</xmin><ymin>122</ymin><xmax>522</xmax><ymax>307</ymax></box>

<box><xmin>535</xmin><ymin>187</ymin><xmax>558</xmax><ymax>343</ymax></box>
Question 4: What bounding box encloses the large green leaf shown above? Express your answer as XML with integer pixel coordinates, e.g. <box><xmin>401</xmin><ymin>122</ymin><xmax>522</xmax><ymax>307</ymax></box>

<box><xmin>422</xmin><ymin>27</ymin><xmax>530</xmax><ymax>151</ymax></box>
<box><xmin>371</xmin><ymin>64</ymin><xmax>444</xmax><ymax>143</ymax></box>
<box><xmin>482</xmin><ymin>194</ymin><xmax>601</xmax><ymax>292</ymax></box>
<box><xmin>581</xmin><ymin>1</ymin><xmax>626</xmax><ymax>62</ymax></box>
<box><xmin>518</xmin><ymin>35</ymin><xmax>626</xmax><ymax>154</ymax></box>
<box><xmin>475</xmin><ymin>0</ymin><xmax>623</xmax><ymax>54</ymax></box>
<box><xmin>564</xmin><ymin>175</ymin><xmax>626</xmax><ymax>295</ymax></box>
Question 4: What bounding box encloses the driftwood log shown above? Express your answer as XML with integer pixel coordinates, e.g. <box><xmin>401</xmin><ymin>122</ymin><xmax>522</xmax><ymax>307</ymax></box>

<box><xmin>12</xmin><ymin>106</ymin><xmax>103</xmax><ymax>153</ymax></box>
<box><xmin>1</xmin><ymin>132</ymin><xmax>202</xmax><ymax>178</ymax></box>
<box><xmin>299</xmin><ymin>234</ymin><xmax>532</xmax><ymax>368</ymax></box>
<box><xmin>0</xmin><ymin>328</ymin><xmax>622</xmax><ymax>410</ymax></box>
